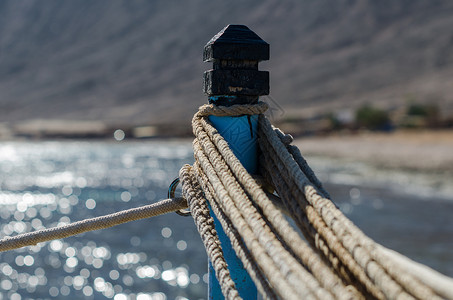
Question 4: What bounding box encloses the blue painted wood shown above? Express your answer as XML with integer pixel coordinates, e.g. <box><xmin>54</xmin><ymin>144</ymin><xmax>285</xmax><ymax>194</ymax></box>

<box><xmin>209</xmin><ymin>115</ymin><xmax>258</xmax><ymax>174</ymax></box>
<box><xmin>208</xmin><ymin>211</ymin><xmax>256</xmax><ymax>300</ymax></box>
<box><xmin>207</xmin><ymin>113</ymin><xmax>258</xmax><ymax>300</ymax></box>
<box><xmin>208</xmin><ymin>261</ymin><xmax>222</xmax><ymax>300</ymax></box>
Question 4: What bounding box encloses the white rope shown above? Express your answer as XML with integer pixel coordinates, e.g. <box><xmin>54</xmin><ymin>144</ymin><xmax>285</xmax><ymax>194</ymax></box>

<box><xmin>183</xmin><ymin>102</ymin><xmax>453</xmax><ymax>300</ymax></box>
<box><xmin>0</xmin><ymin>197</ymin><xmax>187</xmax><ymax>252</ymax></box>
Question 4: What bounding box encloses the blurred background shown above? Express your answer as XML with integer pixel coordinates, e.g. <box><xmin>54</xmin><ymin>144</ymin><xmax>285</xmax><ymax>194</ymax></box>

<box><xmin>1</xmin><ymin>0</ymin><xmax>453</xmax><ymax>137</ymax></box>
<box><xmin>1</xmin><ymin>1</ymin><xmax>453</xmax><ymax>300</ymax></box>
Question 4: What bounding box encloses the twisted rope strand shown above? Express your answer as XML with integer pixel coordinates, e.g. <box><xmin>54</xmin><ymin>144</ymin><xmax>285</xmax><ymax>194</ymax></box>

<box><xmin>194</xmin><ymin>112</ymin><xmax>354</xmax><ymax>299</ymax></box>
<box><xmin>179</xmin><ymin>164</ymin><xmax>241</xmax><ymax>300</ymax></box>
<box><xmin>188</xmin><ymin>102</ymin><xmax>451</xmax><ymax>299</ymax></box>
<box><xmin>192</xmin><ymin>162</ymin><xmax>279</xmax><ymax>300</ymax></box>
<box><xmin>258</xmin><ymin>115</ymin><xmax>442</xmax><ymax>300</ymax></box>
<box><xmin>193</xmin><ymin>120</ymin><xmax>331</xmax><ymax>300</ymax></box>
<box><xmin>192</xmin><ymin>138</ymin><xmax>308</xmax><ymax>300</ymax></box>
<box><xmin>259</xmin><ymin>137</ymin><xmax>380</xmax><ymax>299</ymax></box>
<box><xmin>0</xmin><ymin>197</ymin><xmax>187</xmax><ymax>252</ymax></box>
<box><xmin>259</xmin><ymin>116</ymin><xmax>414</xmax><ymax>299</ymax></box>
<box><xmin>197</xmin><ymin>116</ymin><xmax>356</xmax><ymax>300</ymax></box>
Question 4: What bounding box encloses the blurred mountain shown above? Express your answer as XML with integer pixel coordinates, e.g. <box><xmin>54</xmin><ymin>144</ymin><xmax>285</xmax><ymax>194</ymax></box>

<box><xmin>1</xmin><ymin>0</ymin><xmax>453</xmax><ymax>128</ymax></box>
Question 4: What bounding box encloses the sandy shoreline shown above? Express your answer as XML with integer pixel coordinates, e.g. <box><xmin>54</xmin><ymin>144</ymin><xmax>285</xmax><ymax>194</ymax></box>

<box><xmin>293</xmin><ymin>130</ymin><xmax>453</xmax><ymax>173</ymax></box>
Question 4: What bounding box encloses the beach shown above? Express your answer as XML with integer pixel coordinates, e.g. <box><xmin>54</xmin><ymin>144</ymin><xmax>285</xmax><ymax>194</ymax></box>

<box><xmin>294</xmin><ymin>130</ymin><xmax>453</xmax><ymax>173</ymax></box>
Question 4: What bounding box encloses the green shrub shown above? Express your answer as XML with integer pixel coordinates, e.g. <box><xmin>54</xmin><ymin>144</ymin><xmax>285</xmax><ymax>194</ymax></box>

<box><xmin>406</xmin><ymin>103</ymin><xmax>440</xmax><ymax>127</ymax></box>
<box><xmin>355</xmin><ymin>105</ymin><xmax>391</xmax><ymax>130</ymax></box>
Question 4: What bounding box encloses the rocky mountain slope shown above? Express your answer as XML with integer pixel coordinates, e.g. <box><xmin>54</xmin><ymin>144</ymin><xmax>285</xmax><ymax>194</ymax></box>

<box><xmin>1</xmin><ymin>0</ymin><xmax>453</xmax><ymax>129</ymax></box>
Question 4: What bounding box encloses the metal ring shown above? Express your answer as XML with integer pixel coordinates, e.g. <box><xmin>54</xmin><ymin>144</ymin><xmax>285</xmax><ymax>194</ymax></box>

<box><xmin>168</xmin><ymin>177</ymin><xmax>191</xmax><ymax>217</ymax></box>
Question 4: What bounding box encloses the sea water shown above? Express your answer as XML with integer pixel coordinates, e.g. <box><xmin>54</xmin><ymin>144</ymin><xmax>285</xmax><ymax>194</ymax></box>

<box><xmin>0</xmin><ymin>140</ymin><xmax>452</xmax><ymax>300</ymax></box>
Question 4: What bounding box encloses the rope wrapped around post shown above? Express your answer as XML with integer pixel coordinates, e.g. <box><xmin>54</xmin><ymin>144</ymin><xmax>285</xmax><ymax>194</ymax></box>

<box><xmin>179</xmin><ymin>164</ymin><xmax>241</xmax><ymax>300</ymax></box>
<box><xmin>180</xmin><ymin>101</ymin><xmax>361</xmax><ymax>300</ymax></box>
<box><xmin>179</xmin><ymin>100</ymin><xmax>453</xmax><ymax>300</ymax></box>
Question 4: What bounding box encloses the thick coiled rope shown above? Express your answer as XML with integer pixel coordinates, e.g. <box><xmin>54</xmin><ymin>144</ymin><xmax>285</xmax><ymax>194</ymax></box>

<box><xmin>179</xmin><ymin>164</ymin><xmax>241</xmax><ymax>300</ymax></box>
<box><xmin>181</xmin><ymin>101</ymin><xmax>453</xmax><ymax>300</ymax></box>
<box><xmin>184</xmin><ymin>102</ymin><xmax>359</xmax><ymax>300</ymax></box>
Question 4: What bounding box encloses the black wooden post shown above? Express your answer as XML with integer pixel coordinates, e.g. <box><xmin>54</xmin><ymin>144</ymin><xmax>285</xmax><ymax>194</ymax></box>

<box><xmin>203</xmin><ymin>24</ymin><xmax>269</xmax><ymax>106</ymax></box>
<box><xmin>202</xmin><ymin>24</ymin><xmax>269</xmax><ymax>300</ymax></box>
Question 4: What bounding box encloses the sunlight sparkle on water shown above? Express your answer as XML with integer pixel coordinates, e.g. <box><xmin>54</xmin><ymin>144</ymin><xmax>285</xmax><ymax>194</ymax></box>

<box><xmin>161</xmin><ymin>227</ymin><xmax>172</xmax><ymax>238</ymax></box>
<box><xmin>65</xmin><ymin>247</ymin><xmax>76</xmax><ymax>257</ymax></box>
<box><xmin>85</xmin><ymin>198</ymin><xmax>96</xmax><ymax>209</ymax></box>
<box><xmin>161</xmin><ymin>267</ymin><xmax>189</xmax><ymax>288</ymax></box>
<box><xmin>114</xmin><ymin>129</ymin><xmax>125</xmax><ymax>141</ymax></box>
<box><xmin>176</xmin><ymin>240</ymin><xmax>187</xmax><ymax>251</ymax></box>
<box><xmin>65</xmin><ymin>257</ymin><xmax>78</xmax><ymax>268</ymax></box>
<box><xmin>0</xmin><ymin>141</ymin><xmax>207</xmax><ymax>300</ymax></box>
<box><xmin>120</xmin><ymin>191</ymin><xmax>131</xmax><ymax>202</ymax></box>
<box><xmin>49</xmin><ymin>240</ymin><xmax>63</xmax><ymax>252</ymax></box>
<box><xmin>109</xmin><ymin>270</ymin><xmax>120</xmax><ymax>280</ymax></box>
<box><xmin>23</xmin><ymin>256</ymin><xmax>34</xmax><ymax>266</ymax></box>
<box><xmin>83</xmin><ymin>285</ymin><xmax>93</xmax><ymax>297</ymax></box>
